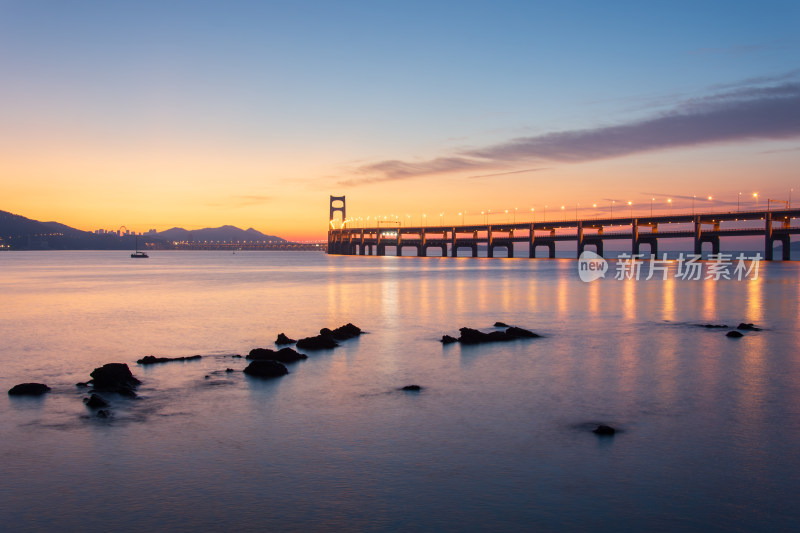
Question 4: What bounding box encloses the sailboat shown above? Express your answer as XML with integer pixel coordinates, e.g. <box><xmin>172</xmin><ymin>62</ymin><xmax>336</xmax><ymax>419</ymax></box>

<box><xmin>131</xmin><ymin>236</ymin><xmax>149</xmax><ymax>258</ymax></box>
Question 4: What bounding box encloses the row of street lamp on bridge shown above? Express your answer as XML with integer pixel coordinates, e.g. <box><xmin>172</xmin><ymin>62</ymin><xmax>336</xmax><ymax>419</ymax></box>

<box><xmin>342</xmin><ymin>190</ymin><xmax>793</xmax><ymax>228</ymax></box>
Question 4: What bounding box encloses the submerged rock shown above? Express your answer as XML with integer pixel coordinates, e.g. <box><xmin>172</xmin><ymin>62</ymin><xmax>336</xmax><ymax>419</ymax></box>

<box><xmin>137</xmin><ymin>354</ymin><xmax>202</xmax><ymax>365</ymax></box>
<box><xmin>726</xmin><ymin>330</ymin><xmax>744</xmax><ymax>338</ymax></box>
<box><xmin>243</xmin><ymin>360</ymin><xmax>289</xmax><ymax>378</ymax></box>
<box><xmin>84</xmin><ymin>394</ymin><xmax>109</xmax><ymax>409</ymax></box>
<box><xmin>593</xmin><ymin>425</ymin><xmax>616</xmax><ymax>436</ymax></box>
<box><xmin>737</xmin><ymin>323</ymin><xmax>761</xmax><ymax>331</ymax></box>
<box><xmin>96</xmin><ymin>409</ymin><xmax>112</xmax><ymax>419</ymax></box>
<box><xmin>8</xmin><ymin>383</ymin><xmax>51</xmax><ymax>396</ymax></box>
<box><xmin>275</xmin><ymin>333</ymin><xmax>297</xmax><ymax>345</ymax></box>
<box><xmin>247</xmin><ymin>347</ymin><xmax>307</xmax><ymax>363</ymax></box>
<box><xmin>440</xmin><ymin>335</ymin><xmax>458</xmax><ymax>344</ymax></box>
<box><xmin>401</xmin><ymin>385</ymin><xmax>422</xmax><ymax>391</ymax></box>
<box><xmin>700</xmin><ymin>324</ymin><xmax>729</xmax><ymax>329</ymax></box>
<box><xmin>494</xmin><ymin>321</ymin><xmax>510</xmax><ymax>328</ymax></box>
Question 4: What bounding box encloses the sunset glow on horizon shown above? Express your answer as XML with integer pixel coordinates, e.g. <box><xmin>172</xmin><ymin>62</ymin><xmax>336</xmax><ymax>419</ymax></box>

<box><xmin>1</xmin><ymin>1</ymin><xmax>798</xmax><ymax>241</ymax></box>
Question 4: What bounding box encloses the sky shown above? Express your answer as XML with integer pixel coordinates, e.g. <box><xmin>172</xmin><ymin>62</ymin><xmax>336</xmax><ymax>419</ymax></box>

<box><xmin>1</xmin><ymin>0</ymin><xmax>798</xmax><ymax>240</ymax></box>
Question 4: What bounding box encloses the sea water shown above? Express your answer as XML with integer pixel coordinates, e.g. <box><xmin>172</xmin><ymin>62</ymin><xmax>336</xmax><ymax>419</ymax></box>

<box><xmin>1</xmin><ymin>251</ymin><xmax>798</xmax><ymax>532</ymax></box>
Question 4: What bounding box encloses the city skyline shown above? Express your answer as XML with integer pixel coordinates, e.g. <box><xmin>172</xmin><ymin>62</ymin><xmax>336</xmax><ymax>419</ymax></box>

<box><xmin>1</xmin><ymin>1</ymin><xmax>798</xmax><ymax>240</ymax></box>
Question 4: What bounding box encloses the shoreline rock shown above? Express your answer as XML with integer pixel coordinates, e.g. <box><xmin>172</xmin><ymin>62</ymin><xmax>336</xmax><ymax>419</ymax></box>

<box><xmin>296</xmin><ymin>334</ymin><xmax>339</xmax><ymax>350</ymax></box>
<box><xmin>84</xmin><ymin>394</ymin><xmax>109</xmax><ymax>409</ymax></box>
<box><xmin>726</xmin><ymin>330</ymin><xmax>744</xmax><ymax>338</ymax></box>
<box><xmin>89</xmin><ymin>363</ymin><xmax>141</xmax><ymax>396</ymax></box>
<box><xmin>456</xmin><ymin>326</ymin><xmax>540</xmax><ymax>344</ymax></box>
<box><xmin>593</xmin><ymin>425</ymin><xmax>616</xmax><ymax>436</ymax></box>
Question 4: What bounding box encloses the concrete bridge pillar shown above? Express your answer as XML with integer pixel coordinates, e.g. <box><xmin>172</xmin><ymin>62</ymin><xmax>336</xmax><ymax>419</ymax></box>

<box><xmin>487</xmin><ymin>226</ymin><xmax>494</xmax><ymax>258</ymax></box>
<box><xmin>765</xmin><ymin>212</ymin><xmax>774</xmax><ymax>260</ymax></box>
<box><xmin>631</xmin><ymin>218</ymin><xmax>639</xmax><ymax>255</ymax></box>
<box><xmin>528</xmin><ymin>223</ymin><xmax>536</xmax><ymax>258</ymax></box>
<box><xmin>577</xmin><ymin>221</ymin><xmax>584</xmax><ymax>256</ymax></box>
<box><xmin>694</xmin><ymin>217</ymin><xmax>703</xmax><ymax>255</ymax></box>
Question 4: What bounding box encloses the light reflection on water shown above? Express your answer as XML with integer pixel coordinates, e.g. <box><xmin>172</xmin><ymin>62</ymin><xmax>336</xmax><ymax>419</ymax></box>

<box><xmin>1</xmin><ymin>251</ymin><xmax>799</xmax><ymax>532</ymax></box>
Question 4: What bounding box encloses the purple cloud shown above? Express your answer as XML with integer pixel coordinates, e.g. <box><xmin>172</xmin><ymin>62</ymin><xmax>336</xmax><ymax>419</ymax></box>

<box><xmin>341</xmin><ymin>79</ymin><xmax>800</xmax><ymax>186</ymax></box>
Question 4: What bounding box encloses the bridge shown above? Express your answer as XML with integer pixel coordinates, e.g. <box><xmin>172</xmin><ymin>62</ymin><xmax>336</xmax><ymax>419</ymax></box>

<box><xmin>327</xmin><ymin>196</ymin><xmax>799</xmax><ymax>260</ymax></box>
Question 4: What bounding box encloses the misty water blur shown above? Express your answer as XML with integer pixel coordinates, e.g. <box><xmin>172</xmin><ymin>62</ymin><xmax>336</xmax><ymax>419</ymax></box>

<box><xmin>1</xmin><ymin>251</ymin><xmax>798</xmax><ymax>532</ymax></box>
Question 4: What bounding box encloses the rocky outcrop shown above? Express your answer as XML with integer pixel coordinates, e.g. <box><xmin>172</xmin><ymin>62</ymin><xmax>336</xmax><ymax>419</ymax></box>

<box><xmin>328</xmin><ymin>323</ymin><xmax>363</xmax><ymax>340</ymax></box>
<box><xmin>8</xmin><ymin>383</ymin><xmax>51</xmax><ymax>396</ymax></box>
<box><xmin>593</xmin><ymin>425</ymin><xmax>616</xmax><ymax>435</ymax></box>
<box><xmin>89</xmin><ymin>363</ymin><xmax>141</xmax><ymax>396</ymax></box>
<box><xmin>456</xmin><ymin>326</ymin><xmax>541</xmax><ymax>344</ymax></box>
<box><xmin>726</xmin><ymin>330</ymin><xmax>744</xmax><ymax>338</ymax></box>
<box><xmin>275</xmin><ymin>333</ymin><xmax>297</xmax><ymax>345</ymax></box>
<box><xmin>699</xmin><ymin>324</ymin><xmax>728</xmax><ymax>329</ymax></box>
<box><xmin>494</xmin><ymin>321</ymin><xmax>510</xmax><ymax>328</ymax></box>
<box><xmin>243</xmin><ymin>360</ymin><xmax>289</xmax><ymax>378</ymax></box>
<box><xmin>401</xmin><ymin>385</ymin><xmax>422</xmax><ymax>391</ymax></box>
<box><xmin>247</xmin><ymin>347</ymin><xmax>307</xmax><ymax>363</ymax></box>
<box><xmin>296</xmin><ymin>334</ymin><xmax>339</xmax><ymax>350</ymax></box>
<box><xmin>137</xmin><ymin>355</ymin><xmax>202</xmax><ymax>365</ymax></box>
<box><xmin>440</xmin><ymin>335</ymin><xmax>458</xmax><ymax>344</ymax></box>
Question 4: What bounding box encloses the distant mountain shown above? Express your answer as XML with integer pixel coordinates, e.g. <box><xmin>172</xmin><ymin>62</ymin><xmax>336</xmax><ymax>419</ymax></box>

<box><xmin>157</xmin><ymin>225</ymin><xmax>285</xmax><ymax>243</ymax></box>
<box><xmin>0</xmin><ymin>210</ymin><xmax>287</xmax><ymax>250</ymax></box>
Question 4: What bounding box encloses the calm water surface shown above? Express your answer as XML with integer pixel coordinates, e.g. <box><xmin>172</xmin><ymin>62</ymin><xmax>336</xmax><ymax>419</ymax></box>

<box><xmin>1</xmin><ymin>251</ymin><xmax>799</xmax><ymax>532</ymax></box>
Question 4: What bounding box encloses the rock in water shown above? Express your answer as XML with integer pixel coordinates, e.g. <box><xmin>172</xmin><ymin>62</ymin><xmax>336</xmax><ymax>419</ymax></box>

<box><xmin>494</xmin><ymin>321</ymin><xmax>510</xmax><ymax>328</ymax></box>
<box><xmin>505</xmin><ymin>326</ymin><xmax>540</xmax><ymax>338</ymax></box>
<box><xmin>84</xmin><ymin>394</ymin><xmax>109</xmax><ymax>408</ymax></box>
<box><xmin>8</xmin><ymin>383</ymin><xmax>51</xmax><ymax>396</ymax></box>
<box><xmin>726</xmin><ymin>330</ymin><xmax>744</xmax><ymax>338</ymax></box>
<box><xmin>440</xmin><ymin>335</ymin><xmax>458</xmax><ymax>344</ymax></box>
<box><xmin>401</xmin><ymin>385</ymin><xmax>422</xmax><ymax>391</ymax></box>
<box><xmin>243</xmin><ymin>360</ymin><xmax>289</xmax><ymax>378</ymax></box>
<box><xmin>737</xmin><ymin>323</ymin><xmax>761</xmax><ymax>331</ymax></box>
<box><xmin>275</xmin><ymin>333</ymin><xmax>297</xmax><ymax>345</ymax></box>
<box><xmin>89</xmin><ymin>363</ymin><xmax>141</xmax><ymax>396</ymax></box>
<box><xmin>247</xmin><ymin>347</ymin><xmax>307</xmax><ymax>363</ymax></box>
<box><xmin>593</xmin><ymin>425</ymin><xmax>616</xmax><ymax>435</ymax></box>
<box><xmin>96</xmin><ymin>409</ymin><xmax>112</xmax><ymax>419</ymax></box>
<box><xmin>296</xmin><ymin>334</ymin><xmax>339</xmax><ymax>350</ymax></box>
<box><xmin>330</xmin><ymin>323</ymin><xmax>362</xmax><ymax>340</ymax></box>
<box><xmin>137</xmin><ymin>354</ymin><xmax>202</xmax><ymax>365</ymax></box>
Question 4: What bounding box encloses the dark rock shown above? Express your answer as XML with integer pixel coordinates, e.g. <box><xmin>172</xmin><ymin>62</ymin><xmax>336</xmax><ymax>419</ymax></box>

<box><xmin>76</xmin><ymin>382</ymin><xmax>89</xmax><ymax>388</ymax></box>
<box><xmin>441</xmin><ymin>335</ymin><xmax>458</xmax><ymax>344</ymax></box>
<box><xmin>458</xmin><ymin>327</ymin><xmax>496</xmax><ymax>344</ymax></box>
<box><xmin>330</xmin><ymin>323</ymin><xmax>362</xmax><ymax>340</ymax></box>
<box><xmin>593</xmin><ymin>425</ymin><xmax>616</xmax><ymax>435</ymax></box>
<box><xmin>84</xmin><ymin>394</ymin><xmax>109</xmax><ymax>409</ymax></box>
<box><xmin>247</xmin><ymin>347</ymin><xmax>306</xmax><ymax>363</ymax></box>
<box><xmin>505</xmin><ymin>326</ymin><xmax>540</xmax><ymax>338</ymax></box>
<box><xmin>90</xmin><ymin>363</ymin><xmax>141</xmax><ymax>389</ymax></box>
<box><xmin>737</xmin><ymin>322</ymin><xmax>761</xmax><ymax>331</ymax></box>
<box><xmin>231</xmin><ymin>354</ymin><xmax>243</xmax><ymax>358</ymax></box>
<box><xmin>225</xmin><ymin>368</ymin><xmax>235</xmax><ymax>373</ymax></box>
<box><xmin>204</xmin><ymin>375</ymin><xmax>210</xmax><ymax>379</ymax></box>
<box><xmin>494</xmin><ymin>321</ymin><xmax>510</xmax><ymax>328</ymax></box>
<box><xmin>700</xmin><ymin>324</ymin><xmax>728</xmax><ymax>329</ymax></box>
<box><xmin>273</xmin><ymin>347</ymin><xmax>308</xmax><ymax>363</ymax></box>
<box><xmin>8</xmin><ymin>383</ymin><xmax>51</xmax><ymax>396</ymax></box>
<box><xmin>243</xmin><ymin>360</ymin><xmax>289</xmax><ymax>378</ymax></box>
<box><xmin>726</xmin><ymin>330</ymin><xmax>744</xmax><ymax>338</ymax></box>
<box><xmin>137</xmin><ymin>354</ymin><xmax>202</xmax><ymax>365</ymax></box>
<box><xmin>247</xmin><ymin>348</ymin><xmax>277</xmax><ymax>360</ymax></box>
<box><xmin>275</xmin><ymin>333</ymin><xmax>297</xmax><ymax>345</ymax></box>
<box><xmin>401</xmin><ymin>385</ymin><xmax>422</xmax><ymax>391</ymax></box>
<box><xmin>96</xmin><ymin>409</ymin><xmax>112</xmax><ymax>419</ymax></box>
<box><xmin>296</xmin><ymin>334</ymin><xmax>339</xmax><ymax>350</ymax></box>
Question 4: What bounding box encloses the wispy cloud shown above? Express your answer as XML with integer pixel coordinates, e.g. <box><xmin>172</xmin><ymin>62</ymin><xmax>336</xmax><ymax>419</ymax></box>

<box><xmin>340</xmin><ymin>76</ymin><xmax>800</xmax><ymax>186</ymax></box>
<box><xmin>468</xmin><ymin>167</ymin><xmax>550</xmax><ymax>179</ymax></box>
